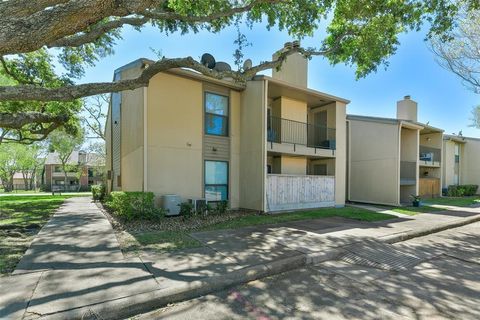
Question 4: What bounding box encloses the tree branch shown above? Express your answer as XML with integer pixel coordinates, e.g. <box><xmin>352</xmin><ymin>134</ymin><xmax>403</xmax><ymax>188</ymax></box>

<box><xmin>141</xmin><ymin>0</ymin><xmax>278</xmax><ymax>23</ymax></box>
<box><xmin>82</xmin><ymin>94</ymin><xmax>107</xmax><ymax>140</ymax></box>
<box><xmin>48</xmin><ymin>16</ymin><xmax>149</xmax><ymax>48</ymax></box>
<box><xmin>0</xmin><ymin>0</ymin><xmax>69</xmax><ymax>18</ymax></box>
<box><xmin>0</xmin><ymin>0</ymin><xmax>280</xmax><ymax>55</ymax></box>
<box><xmin>0</xmin><ymin>112</ymin><xmax>69</xmax><ymax>129</ymax></box>
<box><xmin>0</xmin><ymin>45</ymin><xmax>339</xmax><ymax>102</ymax></box>
<box><xmin>0</xmin><ymin>112</ymin><xmax>66</xmax><ymax>143</ymax></box>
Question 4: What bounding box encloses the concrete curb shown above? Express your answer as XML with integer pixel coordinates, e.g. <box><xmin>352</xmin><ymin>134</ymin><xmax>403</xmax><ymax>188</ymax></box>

<box><xmin>35</xmin><ymin>255</ymin><xmax>308</xmax><ymax>320</ymax></box>
<box><xmin>35</xmin><ymin>213</ymin><xmax>480</xmax><ymax>320</ymax></box>
<box><xmin>380</xmin><ymin>213</ymin><xmax>480</xmax><ymax>244</ymax></box>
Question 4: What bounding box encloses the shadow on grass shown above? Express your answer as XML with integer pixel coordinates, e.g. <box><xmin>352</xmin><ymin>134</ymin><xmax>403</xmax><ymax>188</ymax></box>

<box><xmin>0</xmin><ymin>196</ymin><xmax>71</xmax><ymax>275</ymax></box>
<box><xmin>115</xmin><ymin>206</ymin><xmax>396</xmax><ymax>255</ymax></box>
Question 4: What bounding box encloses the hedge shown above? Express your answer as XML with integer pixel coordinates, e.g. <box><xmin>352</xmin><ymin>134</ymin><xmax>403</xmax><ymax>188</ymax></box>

<box><xmin>91</xmin><ymin>184</ymin><xmax>106</xmax><ymax>201</ymax></box>
<box><xmin>446</xmin><ymin>184</ymin><xmax>479</xmax><ymax>197</ymax></box>
<box><xmin>105</xmin><ymin>191</ymin><xmax>162</xmax><ymax>220</ymax></box>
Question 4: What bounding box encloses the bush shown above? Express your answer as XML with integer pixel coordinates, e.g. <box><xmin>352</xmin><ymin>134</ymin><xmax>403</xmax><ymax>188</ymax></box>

<box><xmin>447</xmin><ymin>185</ymin><xmax>479</xmax><ymax>197</ymax></box>
<box><xmin>91</xmin><ymin>184</ymin><xmax>106</xmax><ymax>201</ymax></box>
<box><xmin>178</xmin><ymin>202</ymin><xmax>194</xmax><ymax>216</ymax></box>
<box><xmin>106</xmin><ymin>191</ymin><xmax>163</xmax><ymax>220</ymax></box>
<box><xmin>212</xmin><ymin>200</ymin><xmax>229</xmax><ymax>215</ymax></box>
<box><xmin>447</xmin><ymin>185</ymin><xmax>463</xmax><ymax>197</ymax></box>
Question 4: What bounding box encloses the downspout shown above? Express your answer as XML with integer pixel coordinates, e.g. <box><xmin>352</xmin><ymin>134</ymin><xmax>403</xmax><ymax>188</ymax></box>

<box><xmin>397</xmin><ymin>123</ymin><xmax>402</xmax><ymax>205</ymax></box>
<box><xmin>143</xmin><ymin>87</ymin><xmax>148</xmax><ymax>192</ymax></box>
<box><xmin>262</xmin><ymin>79</ymin><xmax>268</xmax><ymax>212</ymax></box>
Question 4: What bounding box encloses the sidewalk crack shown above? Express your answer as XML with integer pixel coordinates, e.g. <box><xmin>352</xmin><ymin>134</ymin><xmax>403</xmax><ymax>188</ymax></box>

<box><xmin>21</xmin><ymin>271</ymin><xmax>45</xmax><ymax>319</ymax></box>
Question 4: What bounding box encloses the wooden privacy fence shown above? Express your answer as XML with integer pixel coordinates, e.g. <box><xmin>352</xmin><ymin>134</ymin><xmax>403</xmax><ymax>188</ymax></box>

<box><xmin>419</xmin><ymin>178</ymin><xmax>440</xmax><ymax>198</ymax></box>
<box><xmin>266</xmin><ymin>174</ymin><xmax>335</xmax><ymax>211</ymax></box>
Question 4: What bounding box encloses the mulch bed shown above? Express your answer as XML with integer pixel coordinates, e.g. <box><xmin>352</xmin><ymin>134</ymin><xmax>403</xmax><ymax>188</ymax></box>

<box><xmin>96</xmin><ymin>201</ymin><xmax>261</xmax><ymax>233</ymax></box>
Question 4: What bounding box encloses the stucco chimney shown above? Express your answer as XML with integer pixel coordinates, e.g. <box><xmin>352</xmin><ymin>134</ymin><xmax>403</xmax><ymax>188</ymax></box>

<box><xmin>272</xmin><ymin>41</ymin><xmax>308</xmax><ymax>87</ymax></box>
<box><xmin>397</xmin><ymin>95</ymin><xmax>418</xmax><ymax>122</ymax></box>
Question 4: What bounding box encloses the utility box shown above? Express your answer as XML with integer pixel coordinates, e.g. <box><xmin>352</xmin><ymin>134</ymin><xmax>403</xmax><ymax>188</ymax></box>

<box><xmin>161</xmin><ymin>194</ymin><xmax>181</xmax><ymax>216</ymax></box>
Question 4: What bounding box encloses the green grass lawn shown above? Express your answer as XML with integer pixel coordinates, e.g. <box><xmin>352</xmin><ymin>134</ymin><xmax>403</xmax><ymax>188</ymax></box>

<box><xmin>200</xmin><ymin>206</ymin><xmax>393</xmax><ymax>231</ymax></box>
<box><xmin>391</xmin><ymin>205</ymin><xmax>444</xmax><ymax>216</ymax></box>
<box><xmin>423</xmin><ymin>196</ymin><xmax>480</xmax><ymax>207</ymax></box>
<box><xmin>119</xmin><ymin>206</ymin><xmax>395</xmax><ymax>255</ymax></box>
<box><xmin>0</xmin><ymin>189</ymin><xmax>42</xmax><ymax>194</ymax></box>
<box><xmin>380</xmin><ymin>196</ymin><xmax>480</xmax><ymax>216</ymax></box>
<box><xmin>0</xmin><ymin>195</ymin><xmax>79</xmax><ymax>275</ymax></box>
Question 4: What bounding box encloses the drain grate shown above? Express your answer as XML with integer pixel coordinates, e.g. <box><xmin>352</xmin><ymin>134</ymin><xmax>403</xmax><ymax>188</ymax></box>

<box><xmin>339</xmin><ymin>241</ymin><xmax>425</xmax><ymax>271</ymax></box>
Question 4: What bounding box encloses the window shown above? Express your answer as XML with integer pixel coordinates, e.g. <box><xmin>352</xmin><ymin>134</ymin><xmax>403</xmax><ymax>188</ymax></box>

<box><xmin>454</xmin><ymin>144</ymin><xmax>460</xmax><ymax>163</ymax></box>
<box><xmin>88</xmin><ymin>168</ymin><xmax>94</xmax><ymax>177</ymax></box>
<box><xmin>54</xmin><ymin>166</ymin><xmax>62</xmax><ymax>173</ymax></box>
<box><xmin>205</xmin><ymin>92</ymin><xmax>228</xmax><ymax>136</ymax></box>
<box><xmin>204</xmin><ymin>161</ymin><xmax>228</xmax><ymax>201</ymax></box>
<box><xmin>313</xmin><ymin>164</ymin><xmax>328</xmax><ymax>176</ymax></box>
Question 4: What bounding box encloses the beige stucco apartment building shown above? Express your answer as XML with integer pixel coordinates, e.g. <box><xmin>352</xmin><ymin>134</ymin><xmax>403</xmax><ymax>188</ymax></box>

<box><xmin>347</xmin><ymin>96</ymin><xmax>444</xmax><ymax>206</ymax></box>
<box><xmin>105</xmin><ymin>45</ymin><xmax>348</xmax><ymax>212</ymax></box>
<box><xmin>443</xmin><ymin>134</ymin><xmax>480</xmax><ymax>189</ymax></box>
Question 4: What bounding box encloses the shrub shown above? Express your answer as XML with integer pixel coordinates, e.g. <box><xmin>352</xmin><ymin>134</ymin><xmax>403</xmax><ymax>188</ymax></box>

<box><xmin>463</xmin><ymin>185</ymin><xmax>479</xmax><ymax>196</ymax></box>
<box><xmin>212</xmin><ymin>200</ymin><xmax>229</xmax><ymax>215</ymax></box>
<box><xmin>178</xmin><ymin>202</ymin><xmax>194</xmax><ymax>216</ymax></box>
<box><xmin>198</xmin><ymin>202</ymin><xmax>213</xmax><ymax>215</ymax></box>
<box><xmin>447</xmin><ymin>185</ymin><xmax>479</xmax><ymax>197</ymax></box>
<box><xmin>91</xmin><ymin>184</ymin><xmax>106</xmax><ymax>201</ymax></box>
<box><xmin>447</xmin><ymin>185</ymin><xmax>462</xmax><ymax>197</ymax></box>
<box><xmin>106</xmin><ymin>191</ymin><xmax>163</xmax><ymax>220</ymax></box>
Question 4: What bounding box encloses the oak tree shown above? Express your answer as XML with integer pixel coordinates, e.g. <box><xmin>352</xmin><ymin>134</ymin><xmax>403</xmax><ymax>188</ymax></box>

<box><xmin>1</xmin><ymin>0</ymin><xmax>479</xmax><ymax>141</ymax></box>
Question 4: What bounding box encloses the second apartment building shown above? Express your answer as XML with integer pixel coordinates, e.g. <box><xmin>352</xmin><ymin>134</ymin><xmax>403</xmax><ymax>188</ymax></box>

<box><xmin>443</xmin><ymin>134</ymin><xmax>480</xmax><ymax>189</ymax></box>
<box><xmin>347</xmin><ymin>96</ymin><xmax>444</xmax><ymax>206</ymax></box>
<box><xmin>106</xmin><ymin>44</ymin><xmax>348</xmax><ymax>212</ymax></box>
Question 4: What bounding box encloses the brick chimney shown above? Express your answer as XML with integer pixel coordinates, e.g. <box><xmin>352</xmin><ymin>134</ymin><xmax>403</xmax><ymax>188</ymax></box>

<box><xmin>397</xmin><ymin>95</ymin><xmax>418</xmax><ymax>122</ymax></box>
<box><xmin>272</xmin><ymin>41</ymin><xmax>308</xmax><ymax>87</ymax></box>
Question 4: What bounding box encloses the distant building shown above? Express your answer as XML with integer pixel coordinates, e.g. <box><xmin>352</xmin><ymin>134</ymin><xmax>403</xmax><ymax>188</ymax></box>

<box><xmin>347</xmin><ymin>96</ymin><xmax>444</xmax><ymax>205</ymax></box>
<box><xmin>443</xmin><ymin>134</ymin><xmax>480</xmax><ymax>189</ymax></box>
<box><xmin>43</xmin><ymin>151</ymin><xmax>104</xmax><ymax>191</ymax></box>
<box><xmin>12</xmin><ymin>171</ymin><xmax>36</xmax><ymax>190</ymax></box>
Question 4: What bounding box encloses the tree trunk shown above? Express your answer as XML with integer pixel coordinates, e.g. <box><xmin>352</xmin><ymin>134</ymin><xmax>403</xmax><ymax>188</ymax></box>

<box><xmin>62</xmin><ymin>163</ymin><xmax>68</xmax><ymax>191</ymax></box>
<box><xmin>30</xmin><ymin>167</ymin><xmax>37</xmax><ymax>190</ymax></box>
<box><xmin>7</xmin><ymin>174</ymin><xmax>14</xmax><ymax>192</ymax></box>
<box><xmin>22</xmin><ymin>172</ymin><xmax>29</xmax><ymax>190</ymax></box>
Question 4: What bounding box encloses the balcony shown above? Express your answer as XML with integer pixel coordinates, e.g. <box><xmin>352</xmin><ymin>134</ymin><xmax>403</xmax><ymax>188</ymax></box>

<box><xmin>419</xmin><ymin>146</ymin><xmax>441</xmax><ymax>167</ymax></box>
<box><xmin>267</xmin><ymin>116</ymin><xmax>336</xmax><ymax>157</ymax></box>
<box><xmin>52</xmin><ymin>171</ymin><xmax>78</xmax><ymax>178</ymax></box>
<box><xmin>266</xmin><ymin>174</ymin><xmax>335</xmax><ymax>211</ymax></box>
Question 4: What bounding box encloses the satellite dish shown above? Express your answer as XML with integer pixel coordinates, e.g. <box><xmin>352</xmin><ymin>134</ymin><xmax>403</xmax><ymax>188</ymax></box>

<box><xmin>214</xmin><ymin>62</ymin><xmax>232</xmax><ymax>72</ymax></box>
<box><xmin>243</xmin><ymin>59</ymin><xmax>252</xmax><ymax>70</ymax></box>
<box><xmin>201</xmin><ymin>53</ymin><xmax>216</xmax><ymax>69</ymax></box>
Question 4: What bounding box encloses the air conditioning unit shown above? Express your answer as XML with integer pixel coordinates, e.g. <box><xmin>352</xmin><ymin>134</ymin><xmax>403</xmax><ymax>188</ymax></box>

<box><xmin>189</xmin><ymin>198</ymin><xmax>208</xmax><ymax>213</ymax></box>
<box><xmin>162</xmin><ymin>194</ymin><xmax>181</xmax><ymax>216</ymax></box>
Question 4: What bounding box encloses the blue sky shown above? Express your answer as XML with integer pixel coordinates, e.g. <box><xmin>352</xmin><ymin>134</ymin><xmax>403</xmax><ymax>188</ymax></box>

<box><xmin>81</xmin><ymin>22</ymin><xmax>480</xmax><ymax>138</ymax></box>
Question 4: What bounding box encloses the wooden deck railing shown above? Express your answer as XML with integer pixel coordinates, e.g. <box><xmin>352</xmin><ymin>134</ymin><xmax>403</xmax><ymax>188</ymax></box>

<box><xmin>266</xmin><ymin>174</ymin><xmax>335</xmax><ymax>211</ymax></box>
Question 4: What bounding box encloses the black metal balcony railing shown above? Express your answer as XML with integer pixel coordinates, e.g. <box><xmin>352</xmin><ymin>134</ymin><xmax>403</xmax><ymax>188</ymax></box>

<box><xmin>419</xmin><ymin>145</ymin><xmax>441</xmax><ymax>163</ymax></box>
<box><xmin>267</xmin><ymin>115</ymin><xmax>336</xmax><ymax>150</ymax></box>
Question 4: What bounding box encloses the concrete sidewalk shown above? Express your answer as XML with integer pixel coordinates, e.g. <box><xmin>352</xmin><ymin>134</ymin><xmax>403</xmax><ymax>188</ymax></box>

<box><xmin>1</xmin><ymin>198</ymin><xmax>480</xmax><ymax>320</ymax></box>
